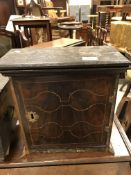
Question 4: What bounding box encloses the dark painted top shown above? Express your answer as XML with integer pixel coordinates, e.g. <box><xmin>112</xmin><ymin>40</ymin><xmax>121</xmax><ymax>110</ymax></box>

<box><xmin>0</xmin><ymin>46</ymin><xmax>130</xmax><ymax>71</ymax></box>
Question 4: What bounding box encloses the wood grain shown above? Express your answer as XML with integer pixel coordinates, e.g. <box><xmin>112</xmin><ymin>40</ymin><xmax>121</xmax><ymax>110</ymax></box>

<box><xmin>0</xmin><ymin>162</ymin><xmax>130</xmax><ymax>175</ymax></box>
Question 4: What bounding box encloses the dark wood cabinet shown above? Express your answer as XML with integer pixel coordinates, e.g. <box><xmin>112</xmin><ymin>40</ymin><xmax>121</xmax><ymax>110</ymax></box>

<box><xmin>0</xmin><ymin>46</ymin><xmax>131</xmax><ymax>174</ymax></box>
<box><xmin>0</xmin><ymin>46</ymin><xmax>130</xmax><ymax>154</ymax></box>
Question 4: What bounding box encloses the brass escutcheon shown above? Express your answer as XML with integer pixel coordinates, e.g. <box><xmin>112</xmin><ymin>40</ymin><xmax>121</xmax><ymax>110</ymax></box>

<box><xmin>26</xmin><ymin>111</ymin><xmax>39</xmax><ymax>123</ymax></box>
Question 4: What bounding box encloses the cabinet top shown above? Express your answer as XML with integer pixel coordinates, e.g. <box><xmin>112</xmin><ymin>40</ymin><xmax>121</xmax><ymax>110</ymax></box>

<box><xmin>0</xmin><ymin>46</ymin><xmax>130</xmax><ymax>72</ymax></box>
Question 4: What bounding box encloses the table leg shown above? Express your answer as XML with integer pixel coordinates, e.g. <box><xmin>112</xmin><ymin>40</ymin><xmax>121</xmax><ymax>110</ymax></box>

<box><xmin>24</xmin><ymin>27</ymin><xmax>32</xmax><ymax>46</ymax></box>
<box><xmin>13</xmin><ymin>23</ymin><xmax>16</xmax><ymax>32</ymax></box>
<box><xmin>46</xmin><ymin>22</ymin><xmax>52</xmax><ymax>41</ymax></box>
<box><xmin>57</xmin><ymin>9</ymin><xmax>61</xmax><ymax>17</ymax></box>
<box><xmin>69</xmin><ymin>29</ymin><xmax>73</xmax><ymax>39</ymax></box>
<box><xmin>98</xmin><ymin>12</ymin><xmax>101</xmax><ymax>27</ymax></box>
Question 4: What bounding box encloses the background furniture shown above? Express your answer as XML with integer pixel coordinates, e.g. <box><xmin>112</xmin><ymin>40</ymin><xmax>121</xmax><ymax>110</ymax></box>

<box><xmin>24</xmin><ymin>0</ymin><xmax>44</xmax><ymax>16</ymax></box>
<box><xmin>51</xmin><ymin>0</ymin><xmax>67</xmax><ymax>10</ymax></box>
<box><xmin>110</xmin><ymin>21</ymin><xmax>131</xmax><ymax>99</ymax></box>
<box><xmin>97</xmin><ymin>4</ymin><xmax>131</xmax><ymax>32</ymax></box>
<box><xmin>58</xmin><ymin>22</ymin><xmax>82</xmax><ymax>38</ymax></box>
<box><xmin>88</xmin><ymin>14</ymin><xmax>98</xmax><ymax>29</ymax></box>
<box><xmin>119</xmin><ymin>70</ymin><xmax>131</xmax><ymax>96</ymax></box>
<box><xmin>110</xmin><ymin>21</ymin><xmax>131</xmax><ymax>52</ymax></box>
<box><xmin>41</xmin><ymin>0</ymin><xmax>69</xmax><ymax>19</ymax></box>
<box><xmin>95</xmin><ymin>26</ymin><xmax>107</xmax><ymax>45</ymax></box>
<box><xmin>42</xmin><ymin>6</ymin><xmax>63</xmax><ymax>17</ymax></box>
<box><xmin>14</xmin><ymin>0</ymin><xmax>75</xmax><ymax>41</ymax></box>
<box><xmin>12</xmin><ymin>16</ymin><xmax>52</xmax><ymax>45</ymax></box>
<box><xmin>116</xmin><ymin>94</ymin><xmax>131</xmax><ymax>141</ymax></box>
<box><xmin>76</xmin><ymin>25</ymin><xmax>107</xmax><ymax>46</ymax></box>
<box><xmin>40</xmin><ymin>0</ymin><xmax>75</xmax><ymax>39</ymax></box>
<box><xmin>31</xmin><ymin>38</ymin><xmax>86</xmax><ymax>48</ymax></box>
<box><xmin>76</xmin><ymin>24</ymin><xmax>94</xmax><ymax>45</ymax></box>
<box><xmin>23</xmin><ymin>0</ymin><xmax>51</xmax><ymax>44</ymax></box>
<box><xmin>0</xmin><ymin>29</ymin><xmax>29</xmax><ymax>58</ymax></box>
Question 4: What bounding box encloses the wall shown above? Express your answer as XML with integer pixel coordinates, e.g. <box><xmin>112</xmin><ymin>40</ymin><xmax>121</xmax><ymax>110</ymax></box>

<box><xmin>68</xmin><ymin>0</ymin><xmax>92</xmax><ymax>22</ymax></box>
<box><xmin>69</xmin><ymin>0</ymin><xmax>92</xmax><ymax>6</ymax></box>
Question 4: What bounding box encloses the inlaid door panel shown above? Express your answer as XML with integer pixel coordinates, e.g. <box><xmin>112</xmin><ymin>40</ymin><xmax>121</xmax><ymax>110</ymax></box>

<box><xmin>15</xmin><ymin>74</ymin><xmax>116</xmax><ymax>151</ymax></box>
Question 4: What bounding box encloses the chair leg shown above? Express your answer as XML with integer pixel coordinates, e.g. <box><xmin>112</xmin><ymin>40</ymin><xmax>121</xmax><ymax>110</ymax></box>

<box><xmin>123</xmin><ymin>83</ymin><xmax>131</xmax><ymax>97</ymax></box>
<box><xmin>119</xmin><ymin>81</ymin><xmax>127</xmax><ymax>91</ymax></box>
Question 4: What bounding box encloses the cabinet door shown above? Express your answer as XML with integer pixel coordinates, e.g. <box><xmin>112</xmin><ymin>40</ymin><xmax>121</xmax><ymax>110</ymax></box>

<box><xmin>14</xmin><ymin>73</ymin><xmax>117</xmax><ymax>152</ymax></box>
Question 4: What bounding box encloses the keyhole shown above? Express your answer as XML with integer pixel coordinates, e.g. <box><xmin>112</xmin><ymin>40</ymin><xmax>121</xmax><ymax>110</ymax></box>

<box><xmin>27</xmin><ymin>111</ymin><xmax>39</xmax><ymax>123</ymax></box>
<box><xmin>31</xmin><ymin>113</ymin><xmax>34</xmax><ymax>120</ymax></box>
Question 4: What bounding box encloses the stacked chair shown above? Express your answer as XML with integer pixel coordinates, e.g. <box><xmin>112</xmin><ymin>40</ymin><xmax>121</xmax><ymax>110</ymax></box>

<box><xmin>0</xmin><ymin>29</ymin><xmax>29</xmax><ymax>58</ymax></box>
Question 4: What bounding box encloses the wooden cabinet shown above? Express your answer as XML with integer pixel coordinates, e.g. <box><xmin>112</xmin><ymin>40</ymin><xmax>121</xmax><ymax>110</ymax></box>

<box><xmin>0</xmin><ymin>46</ymin><xmax>130</xmax><ymax>154</ymax></box>
<box><xmin>0</xmin><ymin>46</ymin><xmax>130</xmax><ymax>174</ymax></box>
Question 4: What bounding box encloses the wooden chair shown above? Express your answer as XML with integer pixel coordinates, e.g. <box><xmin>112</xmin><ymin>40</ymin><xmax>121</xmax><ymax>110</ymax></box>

<box><xmin>95</xmin><ymin>26</ymin><xmax>107</xmax><ymax>46</ymax></box>
<box><xmin>23</xmin><ymin>0</ymin><xmax>50</xmax><ymax>44</ymax></box>
<box><xmin>24</xmin><ymin>0</ymin><xmax>44</xmax><ymax>17</ymax></box>
<box><xmin>116</xmin><ymin>81</ymin><xmax>131</xmax><ymax>142</ymax></box>
<box><xmin>116</xmin><ymin>96</ymin><xmax>131</xmax><ymax>141</ymax></box>
<box><xmin>0</xmin><ymin>29</ymin><xmax>29</xmax><ymax>58</ymax></box>
<box><xmin>119</xmin><ymin>70</ymin><xmax>131</xmax><ymax>96</ymax></box>
<box><xmin>116</xmin><ymin>53</ymin><xmax>131</xmax><ymax>141</ymax></box>
<box><xmin>98</xmin><ymin>10</ymin><xmax>112</xmax><ymax>33</ymax></box>
<box><xmin>119</xmin><ymin>51</ymin><xmax>131</xmax><ymax>97</ymax></box>
<box><xmin>86</xmin><ymin>26</ymin><xmax>96</xmax><ymax>46</ymax></box>
<box><xmin>76</xmin><ymin>25</ymin><xmax>108</xmax><ymax>46</ymax></box>
<box><xmin>40</xmin><ymin>0</ymin><xmax>66</xmax><ymax>17</ymax></box>
<box><xmin>40</xmin><ymin>0</ymin><xmax>75</xmax><ymax>39</ymax></box>
<box><xmin>76</xmin><ymin>24</ymin><xmax>94</xmax><ymax>46</ymax></box>
<box><xmin>76</xmin><ymin>25</ymin><xmax>107</xmax><ymax>46</ymax></box>
<box><xmin>38</xmin><ymin>0</ymin><xmax>75</xmax><ymax>23</ymax></box>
